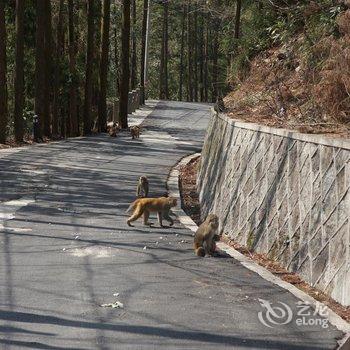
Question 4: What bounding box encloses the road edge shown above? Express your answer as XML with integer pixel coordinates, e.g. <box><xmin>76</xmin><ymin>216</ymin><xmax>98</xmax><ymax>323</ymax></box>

<box><xmin>167</xmin><ymin>152</ymin><xmax>350</xmax><ymax>350</ymax></box>
<box><xmin>0</xmin><ymin>100</ymin><xmax>159</xmax><ymax>157</ymax></box>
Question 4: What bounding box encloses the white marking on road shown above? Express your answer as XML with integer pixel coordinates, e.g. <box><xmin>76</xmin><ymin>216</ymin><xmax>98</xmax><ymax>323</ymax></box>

<box><xmin>167</xmin><ymin>153</ymin><xmax>350</xmax><ymax>350</ymax></box>
<box><xmin>70</xmin><ymin>246</ymin><xmax>115</xmax><ymax>258</ymax></box>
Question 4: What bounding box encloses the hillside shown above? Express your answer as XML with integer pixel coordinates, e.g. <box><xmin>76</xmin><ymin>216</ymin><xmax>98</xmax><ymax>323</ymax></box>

<box><xmin>224</xmin><ymin>2</ymin><xmax>350</xmax><ymax>138</ymax></box>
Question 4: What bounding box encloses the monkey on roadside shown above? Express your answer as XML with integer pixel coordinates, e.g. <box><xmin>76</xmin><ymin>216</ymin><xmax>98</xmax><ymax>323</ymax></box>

<box><xmin>130</xmin><ymin>125</ymin><xmax>140</xmax><ymax>139</ymax></box>
<box><xmin>126</xmin><ymin>197</ymin><xmax>177</xmax><ymax>227</ymax></box>
<box><xmin>136</xmin><ymin>176</ymin><xmax>149</xmax><ymax>198</ymax></box>
<box><xmin>194</xmin><ymin>214</ymin><xmax>220</xmax><ymax>257</ymax></box>
<box><xmin>214</xmin><ymin>96</ymin><xmax>226</xmax><ymax>113</ymax></box>
<box><xmin>107</xmin><ymin>122</ymin><xmax>121</xmax><ymax>137</ymax></box>
<box><xmin>109</xmin><ymin>125</ymin><xmax>120</xmax><ymax>137</ymax></box>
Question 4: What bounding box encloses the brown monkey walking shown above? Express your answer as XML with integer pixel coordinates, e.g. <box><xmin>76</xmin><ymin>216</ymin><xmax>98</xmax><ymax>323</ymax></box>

<box><xmin>136</xmin><ymin>176</ymin><xmax>149</xmax><ymax>197</ymax></box>
<box><xmin>130</xmin><ymin>125</ymin><xmax>140</xmax><ymax>139</ymax></box>
<box><xmin>194</xmin><ymin>214</ymin><xmax>219</xmax><ymax>257</ymax></box>
<box><xmin>126</xmin><ymin>197</ymin><xmax>177</xmax><ymax>227</ymax></box>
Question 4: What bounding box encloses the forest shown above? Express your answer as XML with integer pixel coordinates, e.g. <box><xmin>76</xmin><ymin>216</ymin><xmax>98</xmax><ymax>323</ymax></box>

<box><xmin>0</xmin><ymin>0</ymin><xmax>349</xmax><ymax>144</ymax></box>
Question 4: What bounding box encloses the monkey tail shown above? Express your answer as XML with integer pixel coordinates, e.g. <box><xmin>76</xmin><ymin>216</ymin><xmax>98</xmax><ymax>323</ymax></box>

<box><xmin>195</xmin><ymin>247</ymin><xmax>206</xmax><ymax>257</ymax></box>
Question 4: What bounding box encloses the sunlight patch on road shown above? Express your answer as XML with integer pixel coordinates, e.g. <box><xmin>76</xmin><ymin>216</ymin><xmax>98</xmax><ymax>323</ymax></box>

<box><xmin>70</xmin><ymin>245</ymin><xmax>115</xmax><ymax>258</ymax></box>
<box><xmin>20</xmin><ymin>167</ymin><xmax>47</xmax><ymax>175</ymax></box>
<box><xmin>0</xmin><ymin>196</ymin><xmax>35</xmax><ymax>232</ymax></box>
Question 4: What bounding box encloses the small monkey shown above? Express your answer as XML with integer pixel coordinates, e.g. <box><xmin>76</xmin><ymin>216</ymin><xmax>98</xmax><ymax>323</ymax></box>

<box><xmin>107</xmin><ymin>122</ymin><xmax>120</xmax><ymax>137</ymax></box>
<box><xmin>136</xmin><ymin>176</ymin><xmax>149</xmax><ymax>198</ymax></box>
<box><xmin>130</xmin><ymin>125</ymin><xmax>140</xmax><ymax>139</ymax></box>
<box><xmin>126</xmin><ymin>197</ymin><xmax>177</xmax><ymax>227</ymax></box>
<box><xmin>214</xmin><ymin>96</ymin><xmax>226</xmax><ymax>113</ymax></box>
<box><xmin>194</xmin><ymin>214</ymin><xmax>219</xmax><ymax>257</ymax></box>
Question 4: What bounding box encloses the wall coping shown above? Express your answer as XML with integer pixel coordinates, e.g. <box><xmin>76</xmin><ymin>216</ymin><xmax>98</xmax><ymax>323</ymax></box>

<box><xmin>214</xmin><ymin>108</ymin><xmax>350</xmax><ymax>151</ymax></box>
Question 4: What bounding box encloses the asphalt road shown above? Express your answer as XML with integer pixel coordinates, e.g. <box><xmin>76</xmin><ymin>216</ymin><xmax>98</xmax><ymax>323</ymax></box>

<box><xmin>0</xmin><ymin>101</ymin><xmax>344</xmax><ymax>349</ymax></box>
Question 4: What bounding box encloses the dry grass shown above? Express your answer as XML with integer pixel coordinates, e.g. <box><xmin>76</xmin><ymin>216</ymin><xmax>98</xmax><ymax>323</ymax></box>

<box><xmin>225</xmin><ymin>10</ymin><xmax>350</xmax><ymax>137</ymax></box>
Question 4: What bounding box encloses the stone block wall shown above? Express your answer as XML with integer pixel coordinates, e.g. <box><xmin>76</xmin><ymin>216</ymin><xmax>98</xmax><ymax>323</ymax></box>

<box><xmin>198</xmin><ymin>110</ymin><xmax>350</xmax><ymax>306</ymax></box>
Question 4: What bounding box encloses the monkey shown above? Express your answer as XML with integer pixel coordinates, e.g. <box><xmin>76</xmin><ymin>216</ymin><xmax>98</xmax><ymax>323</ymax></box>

<box><xmin>136</xmin><ymin>176</ymin><xmax>149</xmax><ymax>198</ymax></box>
<box><xmin>107</xmin><ymin>122</ymin><xmax>121</xmax><ymax>137</ymax></box>
<box><xmin>126</xmin><ymin>197</ymin><xmax>177</xmax><ymax>227</ymax></box>
<box><xmin>214</xmin><ymin>96</ymin><xmax>226</xmax><ymax>113</ymax></box>
<box><xmin>193</xmin><ymin>214</ymin><xmax>220</xmax><ymax>257</ymax></box>
<box><xmin>109</xmin><ymin>125</ymin><xmax>120</xmax><ymax>137</ymax></box>
<box><xmin>130</xmin><ymin>125</ymin><xmax>140</xmax><ymax>139</ymax></box>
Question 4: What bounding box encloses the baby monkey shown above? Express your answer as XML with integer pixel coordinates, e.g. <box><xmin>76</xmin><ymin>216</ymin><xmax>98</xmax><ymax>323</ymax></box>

<box><xmin>130</xmin><ymin>125</ymin><xmax>140</xmax><ymax>139</ymax></box>
<box><xmin>136</xmin><ymin>176</ymin><xmax>149</xmax><ymax>198</ymax></box>
<box><xmin>194</xmin><ymin>214</ymin><xmax>220</xmax><ymax>257</ymax></box>
<box><xmin>126</xmin><ymin>197</ymin><xmax>177</xmax><ymax>227</ymax></box>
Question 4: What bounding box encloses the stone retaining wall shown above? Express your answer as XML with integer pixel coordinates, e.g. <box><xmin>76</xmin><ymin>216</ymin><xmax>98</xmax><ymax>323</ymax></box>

<box><xmin>198</xmin><ymin>110</ymin><xmax>350</xmax><ymax>306</ymax></box>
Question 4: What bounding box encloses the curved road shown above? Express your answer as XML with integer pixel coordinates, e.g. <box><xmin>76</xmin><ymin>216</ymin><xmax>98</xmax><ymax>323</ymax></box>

<box><xmin>0</xmin><ymin>101</ymin><xmax>343</xmax><ymax>349</ymax></box>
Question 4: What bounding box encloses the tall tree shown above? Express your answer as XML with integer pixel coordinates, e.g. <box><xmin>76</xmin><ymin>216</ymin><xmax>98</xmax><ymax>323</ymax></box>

<box><xmin>130</xmin><ymin>0</ymin><xmax>137</xmax><ymax>89</ymax></box>
<box><xmin>140</xmin><ymin>0</ymin><xmax>149</xmax><ymax>104</ymax></box>
<box><xmin>119</xmin><ymin>0</ymin><xmax>130</xmax><ymax>129</ymax></box>
<box><xmin>42</xmin><ymin>0</ymin><xmax>53</xmax><ymax>137</ymax></box>
<box><xmin>178</xmin><ymin>3</ymin><xmax>186</xmax><ymax>101</ymax></box>
<box><xmin>68</xmin><ymin>0</ymin><xmax>79</xmax><ymax>136</ymax></box>
<box><xmin>114</xmin><ymin>26</ymin><xmax>120</xmax><ymax>98</ymax></box>
<box><xmin>204</xmin><ymin>11</ymin><xmax>209</xmax><ymax>102</ymax></box>
<box><xmin>0</xmin><ymin>0</ymin><xmax>7</xmax><ymax>144</ymax></box>
<box><xmin>163</xmin><ymin>1</ymin><xmax>169</xmax><ymax>99</ymax></box>
<box><xmin>193</xmin><ymin>9</ymin><xmax>198</xmax><ymax>102</ymax></box>
<box><xmin>159</xmin><ymin>1</ymin><xmax>169</xmax><ymax>100</ymax></box>
<box><xmin>98</xmin><ymin>0</ymin><xmax>111</xmax><ymax>132</ymax></box>
<box><xmin>83</xmin><ymin>0</ymin><xmax>95</xmax><ymax>135</ymax></box>
<box><xmin>52</xmin><ymin>0</ymin><xmax>64</xmax><ymax>137</ymax></box>
<box><xmin>211</xmin><ymin>16</ymin><xmax>220</xmax><ymax>102</ymax></box>
<box><xmin>199</xmin><ymin>11</ymin><xmax>204</xmax><ymax>102</ymax></box>
<box><xmin>187</xmin><ymin>0</ymin><xmax>193</xmax><ymax>101</ymax></box>
<box><xmin>35</xmin><ymin>0</ymin><xmax>46</xmax><ymax>140</ymax></box>
<box><xmin>13</xmin><ymin>0</ymin><xmax>25</xmax><ymax>142</ymax></box>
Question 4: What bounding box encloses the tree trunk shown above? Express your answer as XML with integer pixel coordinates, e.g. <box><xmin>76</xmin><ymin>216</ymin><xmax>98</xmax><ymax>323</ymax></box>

<box><xmin>13</xmin><ymin>0</ymin><xmax>25</xmax><ymax>143</ymax></box>
<box><xmin>211</xmin><ymin>17</ymin><xmax>220</xmax><ymax>102</ymax></box>
<box><xmin>199</xmin><ymin>11</ymin><xmax>204</xmax><ymax>102</ymax></box>
<box><xmin>159</xmin><ymin>4</ymin><xmax>164</xmax><ymax>99</ymax></box>
<box><xmin>193</xmin><ymin>9</ymin><xmax>198</xmax><ymax>102</ymax></box>
<box><xmin>234</xmin><ymin>0</ymin><xmax>242</xmax><ymax>40</ymax></box>
<box><xmin>164</xmin><ymin>1</ymin><xmax>168</xmax><ymax>99</ymax></box>
<box><xmin>98</xmin><ymin>0</ymin><xmax>111</xmax><ymax>132</ymax></box>
<box><xmin>119</xmin><ymin>0</ymin><xmax>130</xmax><ymax>129</ymax></box>
<box><xmin>0</xmin><ymin>0</ymin><xmax>7</xmax><ymax>144</ymax></box>
<box><xmin>130</xmin><ymin>0</ymin><xmax>137</xmax><ymax>89</ymax></box>
<box><xmin>140</xmin><ymin>0</ymin><xmax>148</xmax><ymax>104</ymax></box>
<box><xmin>68</xmin><ymin>0</ymin><xmax>79</xmax><ymax>136</ymax></box>
<box><xmin>42</xmin><ymin>0</ymin><xmax>53</xmax><ymax>137</ymax></box>
<box><xmin>187</xmin><ymin>0</ymin><xmax>193</xmax><ymax>102</ymax></box>
<box><xmin>83</xmin><ymin>0</ymin><xmax>95</xmax><ymax>135</ymax></box>
<box><xmin>159</xmin><ymin>2</ymin><xmax>169</xmax><ymax>100</ymax></box>
<box><xmin>52</xmin><ymin>0</ymin><xmax>64</xmax><ymax>137</ymax></box>
<box><xmin>114</xmin><ymin>26</ymin><xmax>120</xmax><ymax>98</ymax></box>
<box><xmin>35</xmin><ymin>0</ymin><xmax>46</xmax><ymax>140</ymax></box>
<box><xmin>178</xmin><ymin>3</ymin><xmax>186</xmax><ymax>101</ymax></box>
<box><xmin>204</xmin><ymin>12</ymin><xmax>209</xmax><ymax>102</ymax></box>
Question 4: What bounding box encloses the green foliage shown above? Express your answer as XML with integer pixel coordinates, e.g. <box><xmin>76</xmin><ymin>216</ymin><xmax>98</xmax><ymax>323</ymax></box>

<box><xmin>227</xmin><ymin>0</ymin><xmax>344</xmax><ymax>84</ymax></box>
